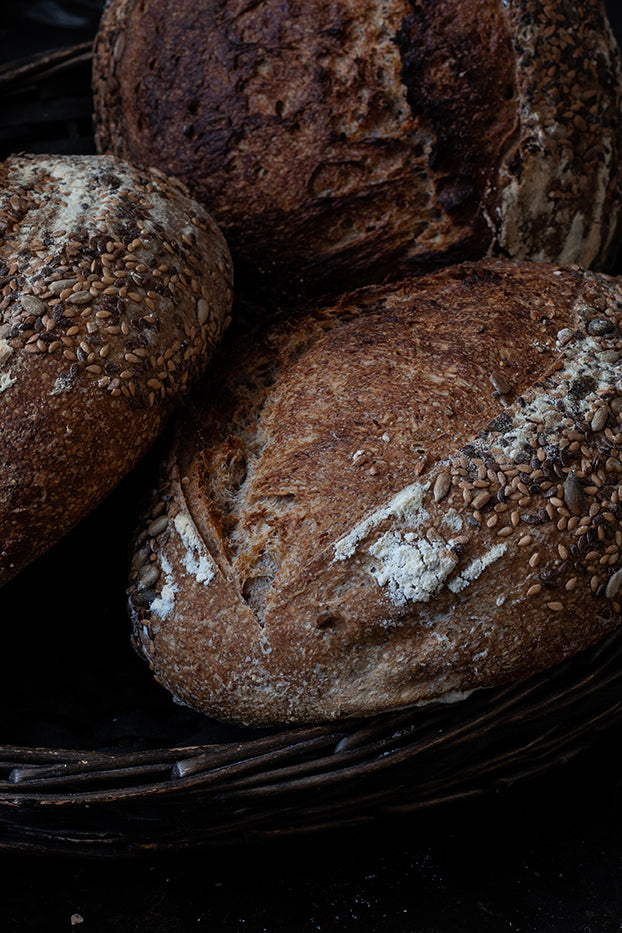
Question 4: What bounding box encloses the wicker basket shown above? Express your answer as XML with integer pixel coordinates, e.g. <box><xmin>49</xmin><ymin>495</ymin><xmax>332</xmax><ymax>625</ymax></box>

<box><xmin>2</xmin><ymin>42</ymin><xmax>622</xmax><ymax>857</ymax></box>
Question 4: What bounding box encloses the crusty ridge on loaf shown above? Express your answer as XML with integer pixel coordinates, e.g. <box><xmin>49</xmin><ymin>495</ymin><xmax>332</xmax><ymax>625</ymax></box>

<box><xmin>93</xmin><ymin>0</ymin><xmax>622</xmax><ymax>300</ymax></box>
<box><xmin>129</xmin><ymin>260</ymin><xmax>622</xmax><ymax>725</ymax></box>
<box><xmin>0</xmin><ymin>153</ymin><xmax>232</xmax><ymax>586</ymax></box>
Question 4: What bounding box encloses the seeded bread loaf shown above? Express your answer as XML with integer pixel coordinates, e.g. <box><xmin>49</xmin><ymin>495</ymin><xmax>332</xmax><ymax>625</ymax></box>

<box><xmin>93</xmin><ymin>0</ymin><xmax>622</xmax><ymax>301</ymax></box>
<box><xmin>0</xmin><ymin>153</ymin><xmax>232</xmax><ymax>587</ymax></box>
<box><xmin>128</xmin><ymin>259</ymin><xmax>622</xmax><ymax>726</ymax></box>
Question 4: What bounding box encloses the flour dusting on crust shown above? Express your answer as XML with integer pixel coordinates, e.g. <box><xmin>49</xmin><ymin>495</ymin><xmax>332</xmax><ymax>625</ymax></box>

<box><xmin>334</xmin><ymin>482</ymin><xmax>430</xmax><ymax>560</ymax></box>
<box><xmin>173</xmin><ymin>512</ymin><xmax>215</xmax><ymax>586</ymax></box>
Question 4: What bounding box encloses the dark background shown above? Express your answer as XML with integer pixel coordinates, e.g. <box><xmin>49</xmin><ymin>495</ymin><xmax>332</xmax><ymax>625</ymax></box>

<box><xmin>2</xmin><ymin>2</ymin><xmax>622</xmax><ymax>931</ymax></box>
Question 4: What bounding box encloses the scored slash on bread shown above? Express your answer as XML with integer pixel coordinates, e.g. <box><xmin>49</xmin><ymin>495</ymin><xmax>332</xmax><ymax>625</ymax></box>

<box><xmin>128</xmin><ymin>259</ymin><xmax>622</xmax><ymax>725</ymax></box>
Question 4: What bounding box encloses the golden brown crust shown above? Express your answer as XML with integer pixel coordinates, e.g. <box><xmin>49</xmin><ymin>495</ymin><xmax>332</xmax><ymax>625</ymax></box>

<box><xmin>0</xmin><ymin>153</ymin><xmax>233</xmax><ymax>586</ymax></box>
<box><xmin>128</xmin><ymin>259</ymin><xmax>622</xmax><ymax>725</ymax></box>
<box><xmin>93</xmin><ymin>0</ymin><xmax>622</xmax><ymax>300</ymax></box>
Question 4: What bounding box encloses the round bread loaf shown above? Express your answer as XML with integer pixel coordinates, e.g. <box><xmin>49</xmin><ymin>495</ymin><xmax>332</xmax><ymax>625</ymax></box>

<box><xmin>128</xmin><ymin>259</ymin><xmax>622</xmax><ymax>726</ymax></box>
<box><xmin>93</xmin><ymin>0</ymin><xmax>622</xmax><ymax>300</ymax></box>
<box><xmin>0</xmin><ymin>153</ymin><xmax>233</xmax><ymax>587</ymax></box>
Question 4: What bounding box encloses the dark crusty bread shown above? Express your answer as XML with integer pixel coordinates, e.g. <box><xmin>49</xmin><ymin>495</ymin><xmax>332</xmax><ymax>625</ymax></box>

<box><xmin>93</xmin><ymin>0</ymin><xmax>622</xmax><ymax>300</ymax></box>
<box><xmin>0</xmin><ymin>153</ymin><xmax>232</xmax><ymax>587</ymax></box>
<box><xmin>128</xmin><ymin>258</ymin><xmax>622</xmax><ymax>726</ymax></box>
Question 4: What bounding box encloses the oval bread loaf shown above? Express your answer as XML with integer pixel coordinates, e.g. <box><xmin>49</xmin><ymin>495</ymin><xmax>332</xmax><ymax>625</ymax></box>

<box><xmin>0</xmin><ymin>153</ymin><xmax>232</xmax><ymax>587</ymax></box>
<box><xmin>93</xmin><ymin>0</ymin><xmax>622</xmax><ymax>300</ymax></box>
<box><xmin>129</xmin><ymin>259</ymin><xmax>622</xmax><ymax>726</ymax></box>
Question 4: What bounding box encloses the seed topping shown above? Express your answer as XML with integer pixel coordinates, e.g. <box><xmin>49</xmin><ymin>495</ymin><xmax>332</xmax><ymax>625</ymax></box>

<box><xmin>0</xmin><ymin>154</ymin><xmax>233</xmax><ymax>410</ymax></box>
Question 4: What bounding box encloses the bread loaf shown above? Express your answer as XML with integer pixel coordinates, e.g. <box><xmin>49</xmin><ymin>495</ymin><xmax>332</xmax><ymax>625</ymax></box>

<box><xmin>0</xmin><ymin>153</ymin><xmax>232</xmax><ymax>587</ymax></box>
<box><xmin>128</xmin><ymin>259</ymin><xmax>622</xmax><ymax>725</ymax></box>
<box><xmin>93</xmin><ymin>0</ymin><xmax>622</xmax><ymax>300</ymax></box>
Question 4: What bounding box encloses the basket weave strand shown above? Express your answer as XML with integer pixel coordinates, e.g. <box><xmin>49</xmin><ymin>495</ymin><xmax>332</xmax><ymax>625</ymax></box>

<box><xmin>0</xmin><ymin>623</ymin><xmax>621</xmax><ymax>853</ymax></box>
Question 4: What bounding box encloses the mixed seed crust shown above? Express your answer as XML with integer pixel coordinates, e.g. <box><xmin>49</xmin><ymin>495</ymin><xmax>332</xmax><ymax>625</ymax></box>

<box><xmin>0</xmin><ymin>153</ymin><xmax>232</xmax><ymax>586</ymax></box>
<box><xmin>93</xmin><ymin>0</ymin><xmax>622</xmax><ymax>300</ymax></box>
<box><xmin>129</xmin><ymin>260</ymin><xmax>622</xmax><ymax>726</ymax></box>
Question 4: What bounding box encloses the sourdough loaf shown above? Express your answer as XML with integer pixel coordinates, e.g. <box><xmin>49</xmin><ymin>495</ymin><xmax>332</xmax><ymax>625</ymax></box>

<box><xmin>0</xmin><ymin>153</ymin><xmax>232</xmax><ymax>587</ymax></box>
<box><xmin>93</xmin><ymin>0</ymin><xmax>622</xmax><ymax>300</ymax></box>
<box><xmin>128</xmin><ymin>259</ymin><xmax>622</xmax><ymax>725</ymax></box>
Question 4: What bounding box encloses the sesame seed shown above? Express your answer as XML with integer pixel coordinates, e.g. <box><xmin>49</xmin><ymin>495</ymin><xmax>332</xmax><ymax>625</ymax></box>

<box><xmin>433</xmin><ymin>472</ymin><xmax>451</xmax><ymax>503</ymax></box>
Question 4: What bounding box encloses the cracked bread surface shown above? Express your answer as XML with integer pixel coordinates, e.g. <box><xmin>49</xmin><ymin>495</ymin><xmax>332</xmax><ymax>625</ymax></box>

<box><xmin>93</xmin><ymin>0</ymin><xmax>622</xmax><ymax>300</ymax></box>
<box><xmin>129</xmin><ymin>259</ymin><xmax>622</xmax><ymax>725</ymax></box>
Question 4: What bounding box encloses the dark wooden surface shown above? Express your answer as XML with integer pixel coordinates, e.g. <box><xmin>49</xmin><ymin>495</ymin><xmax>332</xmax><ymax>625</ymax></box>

<box><xmin>2</xmin><ymin>1</ymin><xmax>622</xmax><ymax>930</ymax></box>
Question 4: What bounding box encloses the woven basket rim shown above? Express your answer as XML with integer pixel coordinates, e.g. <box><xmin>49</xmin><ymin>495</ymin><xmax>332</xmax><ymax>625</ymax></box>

<box><xmin>2</xmin><ymin>627</ymin><xmax>622</xmax><ymax>799</ymax></box>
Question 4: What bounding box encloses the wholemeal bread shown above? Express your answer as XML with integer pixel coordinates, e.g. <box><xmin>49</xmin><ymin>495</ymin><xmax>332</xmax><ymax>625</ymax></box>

<box><xmin>0</xmin><ymin>153</ymin><xmax>232</xmax><ymax>587</ymax></box>
<box><xmin>93</xmin><ymin>0</ymin><xmax>622</xmax><ymax>300</ymax></box>
<box><xmin>127</xmin><ymin>259</ymin><xmax>622</xmax><ymax>725</ymax></box>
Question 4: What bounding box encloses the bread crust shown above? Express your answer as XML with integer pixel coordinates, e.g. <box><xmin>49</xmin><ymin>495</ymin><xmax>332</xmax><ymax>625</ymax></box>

<box><xmin>128</xmin><ymin>259</ymin><xmax>622</xmax><ymax>725</ymax></box>
<box><xmin>93</xmin><ymin>0</ymin><xmax>622</xmax><ymax>299</ymax></box>
<box><xmin>0</xmin><ymin>153</ymin><xmax>232</xmax><ymax>586</ymax></box>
